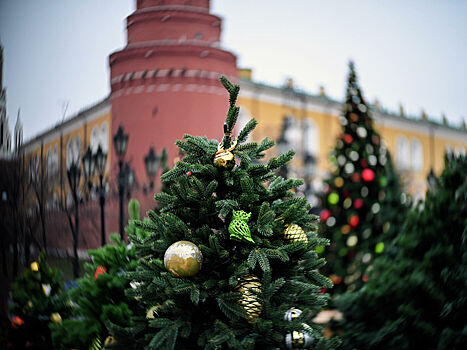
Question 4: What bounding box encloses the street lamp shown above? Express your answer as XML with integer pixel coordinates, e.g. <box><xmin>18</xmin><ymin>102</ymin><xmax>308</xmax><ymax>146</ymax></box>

<box><xmin>277</xmin><ymin>117</ymin><xmax>292</xmax><ymax>178</ymax></box>
<box><xmin>83</xmin><ymin>147</ymin><xmax>95</xmax><ymax>194</ymax></box>
<box><xmin>303</xmin><ymin>152</ymin><xmax>317</xmax><ymax>205</ymax></box>
<box><xmin>66</xmin><ymin>160</ymin><xmax>81</xmax><ymax>278</ymax></box>
<box><xmin>125</xmin><ymin>163</ymin><xmax>135</xmax><ymax>200</ymax></box>
<box><xmin>94</xmin><ymin>145</ymin><xmax>108</xmax><ymax>246</ymax></box>
<box><xmin>113</xmin><ymin>125</ymin><xmax>129</xmax><ymax>241</ymax></box>
<box><xmin>427</xmin><ymin>168</ymin><xmax>437</xmax><ymax>191</ymax></box>
<box><xmin>144</xmin><ymin>147</ymin><xmax>159</xmax><ymax>192</ymax></box>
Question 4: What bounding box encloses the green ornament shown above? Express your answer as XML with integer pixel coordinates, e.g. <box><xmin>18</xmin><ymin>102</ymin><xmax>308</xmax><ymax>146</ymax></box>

<box><xmin>375</xmin><ymin>242</ymin><xmax>385</xmax><ymax>254</ymax></box>
<box><xmin>229</xmin><ymin>210</ymin><xmax>254</xmax><ymax>243</ymax></box>
<box><xmin>328</xmin><ymin>192</ymin><xmax>339</xmax><ymax>205</ymax></box>
<box><xmin>378</xmin><ymin>176</ymin><xmax>388</xmax><ymax>187</ymax></box>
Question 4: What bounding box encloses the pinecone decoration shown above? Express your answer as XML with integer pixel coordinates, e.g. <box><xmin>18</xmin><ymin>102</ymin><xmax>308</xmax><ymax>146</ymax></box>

<box><xmin>229</xmin><ymin>210</ymin><xmax>254</xmax><ymax>243</ymax></box>
<box><xmin>236</xmin><ymin>275</ymin><xmax>262</xmax><ymax>322</ymax></box>
<box><xmin>283</xmin><ymin>224</ymin><xmax>308</xmax><ymax>243</ymax></box>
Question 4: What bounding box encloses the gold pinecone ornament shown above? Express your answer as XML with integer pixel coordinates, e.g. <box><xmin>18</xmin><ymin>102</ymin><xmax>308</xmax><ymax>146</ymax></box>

<box><xmin>283</xmin><ymin>224</ymin><xmax>308</xmax><ymax>243</ymax></box>
<box><xmin>236</xmin><ymin>275</ymin><xmax>262</xmax><ymax>322</ymax></box>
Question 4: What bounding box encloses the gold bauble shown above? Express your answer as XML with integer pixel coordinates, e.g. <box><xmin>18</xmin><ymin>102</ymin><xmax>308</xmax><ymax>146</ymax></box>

<box><xmin>236</xmin><ymin>275</ymin><xmax>262</xmax><ymax>322</ymax></box>
<box><xmin>283</xmin><ymin>224</ymin><xmax>308</xmax><ymax>243</ymax></box>
<box><xmin>334</xmin><ymin>177</ymin><xmax>344</xmax><ymax>188</ymax></box>
<box><xmin>31</xmin><ymin>261</ymin><xmax>39</xmax><ymax>272</ymax></box>
<box><xmin>104</xmin><ymin>336</ymin><xmax>117</xmax><ymax>347</ymax></box>
<box><xmin>50</xmin><ymin>312</ymin><xmax>62</xmax><ymax>323</ymax></box>
<box><xmin>213</xmin><ymin>149</ymin><xmax>235</xmax><ymax>169</ymax></box>
<box><xmin>164</xmin><ymin>241</ymin><xmax>203</xmax><ymax>277</ymax></box>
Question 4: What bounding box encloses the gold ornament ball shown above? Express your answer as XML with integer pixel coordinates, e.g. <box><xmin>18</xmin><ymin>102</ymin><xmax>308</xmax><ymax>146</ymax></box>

<box><xmin>236</xmin><ymin>275</ymin><xmax>262</xmax><ymax>322</ymax></box>
<box><xmin>31</xmin><ymin>261</ymin><xmax>39</xmax><ymax>272</ymax></box>
<box><xmin>283</xmin><ymin>224</ymin><xmax>308</xmax><ymax>243</ymax></box>
<box><xmin>50</xmin><ymin>312</ymin><xmax>62</xmax><ymax>323</ymax></box>
<box><xmin>104</xmin><ymin>336</ymin><xmax>117</xmax><ymax>347</ymax></box>
<box><xmin>164</xmin><ymin>241</ymin><xmax>203</xmax><ymax>277</ymax></box>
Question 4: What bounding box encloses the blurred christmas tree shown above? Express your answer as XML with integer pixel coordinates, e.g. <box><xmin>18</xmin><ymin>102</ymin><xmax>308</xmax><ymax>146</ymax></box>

<box><xmin>318</xmin><ymin>61</ymin><xmax>406</xmax><ymax>293</ymax></box>
<box><xmin>51</xmin><ymin>199</ymin><xmax>146</xmax><ymax>350</ymax></box>
<box><xmin>7</xmin><ymin>252</ymin><xmax>70</xmax><ymax>349</ymax></box>
<box><xmin>337</xmin><ymin>154</ymin><xmax>467</xmax><ymax>349</ymax></box>
<box><xmin>108</xmin><ymin>77</ymin><xmax>340</xmax><ymax>349</ymax></box>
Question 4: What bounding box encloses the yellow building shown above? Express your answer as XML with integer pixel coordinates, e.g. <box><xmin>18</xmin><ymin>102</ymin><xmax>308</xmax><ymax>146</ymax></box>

<box><xmin>236</xmin><ymin>73</ymin><xmax>467</xmax><ymax>200</ymax></box>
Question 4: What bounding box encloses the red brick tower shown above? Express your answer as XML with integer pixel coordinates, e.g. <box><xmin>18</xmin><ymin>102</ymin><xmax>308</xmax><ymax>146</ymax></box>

<box><xmin>109</xmin><ymin>0</ymin><xmax>237</xmax><ymax>190</ymax></box>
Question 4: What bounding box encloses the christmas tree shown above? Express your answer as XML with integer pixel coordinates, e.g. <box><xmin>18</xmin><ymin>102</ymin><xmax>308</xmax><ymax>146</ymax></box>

<box><xmin>51</xmin><ymin>200</ymin><xmax>146</xmax><ymax>349</ymax></box>
<box><xmin>7</xmin><ymin>252</ymin><xmax>70</xmax><ymax>349</ymax></box>
<box><xmin>108</xmin><ymin>77</ymin><xmax>340</xmax><ymax>349</ymax></box>
<box><xmin>336</xmin><ymin>154</ymin><xmax>467</xmax><ymax>349</ymax></box>
<box><xmin>318</xmin><ymin>61</ymin><xmax>405</xmax><ymax>293</ymax></box>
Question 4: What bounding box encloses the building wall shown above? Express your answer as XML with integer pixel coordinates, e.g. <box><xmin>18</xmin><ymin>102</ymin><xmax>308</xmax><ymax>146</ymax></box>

<box><xmin>237</xmin><ymin>80</ymin><xmax>467</xmax><ymax>198</ymax></box>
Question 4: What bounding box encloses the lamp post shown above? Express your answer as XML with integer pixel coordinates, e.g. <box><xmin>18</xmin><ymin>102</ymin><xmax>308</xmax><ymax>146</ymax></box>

<box><xmin>144</xmin><ymin>147</ymin><xmax>159</xmax><ymax>192</ymax></box>
<box><xmin>83</xmin><ymin>147</ymin><xmax>95</xmax><ymax>196</ymax></box>
<box><xmin>94</xmin><ymin>145</ymin><xmax>108</xmax><ymax>246</ymax></box>
<box><xmin>277</xmin><ymin>117</ymin><xmax>292</xmax><ymax>178</ymax></box>
<box><xmin>67</xmin><ymin>160</ymin><xmax>81</xmax><ymax>278</ymax></box>
<box><xmin>427</xmin><ymin>168</ymin><xmax>436</xmax><ymax>191</ymax></box>
<box><xmin>113</xmin><ymin>126</ymin><xmax>129</xmax><ymax>241</ymax></box>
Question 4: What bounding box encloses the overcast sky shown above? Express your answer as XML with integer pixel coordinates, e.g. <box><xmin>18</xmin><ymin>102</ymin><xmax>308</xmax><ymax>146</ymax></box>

<box><xmin>1</xmin><ymin>0</ymin><xmax>466</xmax><ymax>140</ymax></box>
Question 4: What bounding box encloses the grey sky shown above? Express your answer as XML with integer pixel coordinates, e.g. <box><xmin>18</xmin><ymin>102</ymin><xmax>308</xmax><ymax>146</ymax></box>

<box><xmin>1</xmin><ymin>0</ymin><xmax>466</xmax><ymax>141</ymax></box>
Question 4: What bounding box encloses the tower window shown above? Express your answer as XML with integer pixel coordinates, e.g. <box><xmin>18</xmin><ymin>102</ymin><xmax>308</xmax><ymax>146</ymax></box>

<box><xmin>194</xmin><ymin>32</ymin><xmax>203</xmax><ymax>40</ymax></box>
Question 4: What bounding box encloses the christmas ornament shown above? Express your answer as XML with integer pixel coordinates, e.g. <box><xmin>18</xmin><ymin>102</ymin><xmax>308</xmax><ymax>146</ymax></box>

<box><xmin>284</xmin><ymin>307</ymin><xmax>302</xmax><ymax>321</ymax></box>
<box><xmin>229</xmin><ymin>210</ymin><xmax>254</xmax><ymax>243</ymax></box>
<box><xmin>349</xmin><ymin>112</ymin><xmax>358</xmax><ymax>122</ymax></box>
<box><xmin>42</xmin><ymin>283</ymin><xmax>51</xmax><ymax>296</ymax></box>
<box><xmin>328</xmin><ymin>192</ymin><xmax>339</xmax><ymax>205</ymax></box>
<box><xmin>164</xmin><ymin>241</ymin><xmax>203</xmax><ymax>277</ymax></box>
<box><xmin>319</xmin><ymin>209</ymin><xmax>331</xmax><ymax>222</ymax></box>
<box><xmin>349</xmin><ymin>215</ymin><xmax>359</xmax><ymax>228</ymax></box>
<box><xmin>372</xmin><ymin>135</ymin><xmax>380</xmax><ymax>145</ymax></box>
<box><xmin>50</xmin><ymin>312</ymin><xmax>62</xmax><ymax>323</ymax></box>
<box><xmin>344</xmin><ymin>134</ymin><xmax>353</xmax><ymax>144</ymax></box>
<box><xmin>90</xmin><ymin>337</ymin><xmax>101</xmax><ymax>350</ymax></box>
<box><xmin>214</xmin><ymin>138</ymin><xmax>237</xmax><ymax>170</ymax></box>
<box><xmin>371</xmin><ymin>202</ymin><xmax>381</xmax><ymax>214</ymax></box>
<box><xmin>362</xmin><ymin>168</ymin><xmax>375</xmax><ymax>182</ymax></box>
<box><xmin>354</xmin><ymin>198</ymin><xmax>363</xmax><ymax>209</ymax></box>
<box><xmin>186</xmin><ymin>171</ymin><xmax>192</xmax><ymax>176</ymax></box>
<box><xmin>326</xmin><ymin>217</ymin><xmax>336</xmax><ymax>227</ymax></box>
<box><xmin>236</xmin><ymin>275</ymin><xmax>262</xmax><ymax>322</ymax></box>
<box><xmin>11</xmin><ymin>316</ymin><xmax>24</xmax><ymax>328</ymax></box>
<box><xmin>334</xmin><ymin>177</ymin><xmax>344</xmax><ymax>188</ymax></box>
<box><xmin>330</xmin><ymin>275</ymin><xmax>342</xmax><ymax>285</ymax></box>
<box><xmin>283</xmin><ymin>224</ymin><xmax>308</xmax><ymax>243</ymax></box>
<box><xmin>347</xmin><ymin>235</ymin><xmax>358</xmax><ymax>247</ymax></box>
<box><xmin>362</xmin><ymin>275</ymin><xmax>369</xmax><ymax>282</ymax></box>
<box><xmin>146</xmin><ymin>305</ymin><xmax>161</xmax><ymax>319</ymax></box>
<box><xmin>356</xmin><ymin>127</ymin><xmax>367</xmax><ymax>138</ymax></box>
<box><xmin>30</xmin><ymin>261</ymin><xmax>39</xmax><ymax>272</ymax></box>
<box><xmin>94</xmin><ymin>266</ymin><xmax>107</xmax><ymax>279</ymax></box>
<box><xmin>351</xmin><ymin>173</ymin><xmax>360</xmax><ymax>182</ymax></box>
<box><xmin>378</xmin><ymin>176</ymin><xmax>388</xmax><ymax>187</ymax></box>
<box><xmin>27</xmin><ymin>301</ymin><xmax>33</xmax><ymax>308</ymax></box>
<box><xmin>375</xmin><ymin>242</ymin><xmax>385</xmax><ymax>254</ymax></box>
<box><xmin>360</xmin><ymin>158</ymin><xmax>368</xmax><ymax>168</ymax></box>
<box><xmin>285</xmin><ymin>324</ymin><xmax>314</xmax><ymax>350</ymax></box>
<box><xmin>104</xmin><ymin>336</ymin><xmax>117</xmax><ymax>347</ymax></box>
<box><xmin>343</xmin><ymin>197</ymin><xmax>352</xmax><ymax>209</ymax></box>
<box><xmin>341</xmin><ymin>225</ymin><xmax>351</xmax><ymax>235</ymax></box>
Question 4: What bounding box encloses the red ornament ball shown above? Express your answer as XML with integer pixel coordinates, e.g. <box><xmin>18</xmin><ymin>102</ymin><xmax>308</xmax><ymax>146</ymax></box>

<box><xmin>351</xmin><ymin>173</ymin><xmax>360</xmax><ymax>182</ymax></box>
<box><xmin>349</xmin><ymin>215</ymin><xmax>359</xmax><ymax>228</ymax></box>
<box><xmin>11</xmin><ymin>316</ymin><xmax>24</xmax><ymax>328</ymax></box>
<box><xmin>362</xmin><ymin>275</ymin><xmax>369</xmax><ymax>282</ymax></box>
<box><xmin>354</xmin><ymin>198</ymin><xmax>363</xmax><ymax>209</ymax></box>
<box><xmin>362</xmin><ymin>168</ymin><xmax>375</xmax><ymax>182</ymax></box>
<box><xmin>360</xmin><ymin>158</ymin><xmax>368</xmax><ymax>168</ymax></box>
<box><xmin>94</xmin><ymin>266</ymin><xmax>107</xmax><ymax>279</ymax></box>
<box><xmin>344</xmin><ymin>134</ymin><xmax>353</xmax><ymax>144</ymax></box>
<box><xmin>320</xmin><ymin>209</ymin><xmax>331</xmax><ymax>222</ymax></box>
<box><xmin>186</xmin><ymin>171</ymin><xmax>192</xmax><ymax>176</ymax></box>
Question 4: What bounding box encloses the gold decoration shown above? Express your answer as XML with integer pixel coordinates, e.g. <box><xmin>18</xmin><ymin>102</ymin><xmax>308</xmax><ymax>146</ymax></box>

<box><xmin>27</xmin><ymin>301</ymin><xmax>33</xmax><ymax>308</ymax></box>
<box><xmin>341</xmin><ymin>225</ymin><xmax>351</xmax><ymax>235</ymax></box>
<box><xmin>31</xmin><ymin>261</ymin><xmax>39</xmax><ymax>272</ymax></box>
<box><xmin>334</xmin><ymin>177</ymin><xmax>344</xmax><ymax>188</ymax></box>
<box><xmin>50</xmin><ymin>312</ymin><xmax>62</xmax><ymax>323</ymax></box>
<box><xmin>146</xmin><ymin>305</ymin><xmax>161</xmax><ymax>319</ymax></box>
<box><xmin>214</xmin><ymin>138</ymin><xmax>237</xmax><ymax>169</ymax></box>
<box><xmin>164</xmin><ymin>241</ymin><xmax>203</xmax><ymax>277</ymax></box>
<box><xmin>283</xmin><ymin>224</ymin><xmax>308</xmax><ymax>243</ymax></box>
<box><xmin>285</xmin><ymin>323</ymin><xmax>315</xmax><ymax>349</ymax></box>
<box><xmin>236</xmin><ymin>275</ymin><xmax>262</xmax><ymax>322</ymax></box>
<box><xmin>104</xmin><ymin>336</ymin><xmax>117</xmax><ymax>347</ymax></box>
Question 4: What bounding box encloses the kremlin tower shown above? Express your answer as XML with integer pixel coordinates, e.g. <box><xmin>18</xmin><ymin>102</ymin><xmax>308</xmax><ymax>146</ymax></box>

<box><xmin>109</xmin><ymin>0</ymin><xmax>237</xmax><ymax>185</ymax></box>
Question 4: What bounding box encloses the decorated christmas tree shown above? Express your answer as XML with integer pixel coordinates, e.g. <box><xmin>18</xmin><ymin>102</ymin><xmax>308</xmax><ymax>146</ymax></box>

<box><xmin>318</xmin><ymin>61</ymin><xmax>405</xmax><ymax>293</ymax></box>
<box><xmin>108</xmin><ymin>77</ymin><xmax>340</xmax><ymax>349</ymax></box>
<box><xmin>7</xmin><ymin>252</ymin><xmax>70</xmax><ymax>349</ymax></box>
<box><xmin>336</xmin><ymin>154</ymin><xmax>467</xmax><ymax>349</ymax></box>
<box><xmin>51</xmin><ymin>200</ymin><xmax>146</xmax><ymax>350</ymax></box>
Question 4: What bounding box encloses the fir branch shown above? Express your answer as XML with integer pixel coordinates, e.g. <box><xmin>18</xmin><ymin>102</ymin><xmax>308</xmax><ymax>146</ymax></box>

<box><xmin>237</xmin><ymin>119</ymin><xmax>258</xmax><ymax>143</ymax></box>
